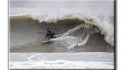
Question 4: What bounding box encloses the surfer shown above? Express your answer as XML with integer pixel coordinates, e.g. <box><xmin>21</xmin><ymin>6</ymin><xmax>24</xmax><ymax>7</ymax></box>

<box><xmin>45</xmin><ymin>28</ymin><xmax>55</xmax><ymax>40</ymax></box>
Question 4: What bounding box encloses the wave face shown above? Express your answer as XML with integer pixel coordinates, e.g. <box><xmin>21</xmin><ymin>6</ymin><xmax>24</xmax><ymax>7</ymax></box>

<box><xmin>9</xmin><ymin>0</ymin><xmax>114</xmax><ymax>52</ymax></box>
<box><xmin>10</xmin><ymin>16</ymin><xmax>114</xmax><ymax>52</ymax></box>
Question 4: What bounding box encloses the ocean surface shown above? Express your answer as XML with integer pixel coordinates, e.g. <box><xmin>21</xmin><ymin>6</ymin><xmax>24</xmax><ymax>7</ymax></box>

<box><xmin>9</xmin><ymin>0</ymin><xmax>114</xmax><ymax>52</ymax></box>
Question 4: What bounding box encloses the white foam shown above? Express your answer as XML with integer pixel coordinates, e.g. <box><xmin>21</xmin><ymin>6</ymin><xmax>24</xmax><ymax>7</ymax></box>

<box><xmin>10</xmin><ymin>60</ymin><xmax>113</xmax><ymax>69</ymax></box>
<box><xmin>61</xmin><ymin>24</ymin><xmax>89</xmax><ymax>36</ymax></box>
<box><xmin>9</xmin><ymin>52</ymin><xmax>114</xmax><ymax>69</ymax></box>
<box><xmin>50</xmin><ymin>35</ymin><xmax>89</xmax><ymax>49</ymax></box>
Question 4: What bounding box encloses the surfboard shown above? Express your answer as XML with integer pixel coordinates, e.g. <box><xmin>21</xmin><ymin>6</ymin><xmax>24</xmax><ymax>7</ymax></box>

<box><xmin>43</xmin><ymin>40</ymin><xmax>50</xmax><ymax>43</ymax></box>
<box><xmin>43</xmin><ymin>37</ymin><xmax>57</xmax><ymax>43</ymax></box>
<box><xmin>43</xmin><ymin>39</ymin><xmax>53</xmax><ymax>43</ymax></box>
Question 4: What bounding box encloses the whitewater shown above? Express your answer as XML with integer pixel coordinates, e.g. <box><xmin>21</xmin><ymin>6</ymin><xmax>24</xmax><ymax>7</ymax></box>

<box><xmin>10</xmin><ymin>52</ymin><xmax>114</xmax><ymax>69</ymax></box>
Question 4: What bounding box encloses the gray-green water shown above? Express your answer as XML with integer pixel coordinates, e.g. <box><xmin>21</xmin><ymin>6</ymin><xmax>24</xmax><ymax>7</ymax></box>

<box><xmin>10</xmin><ymin>16</ymin><xmax>113</xmax><ymax>53</ymax></box>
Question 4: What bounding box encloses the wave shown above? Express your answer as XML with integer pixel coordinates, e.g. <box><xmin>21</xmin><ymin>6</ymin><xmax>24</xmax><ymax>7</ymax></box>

<box><xmin>10</xmin><ymin>15</ymin><xmax>114</xmax><ymax>46</ymax></box>
<box><xmin>10</xmin><ymin>0</ymin><xmax>114</xmax><ymax>49</ymax></box>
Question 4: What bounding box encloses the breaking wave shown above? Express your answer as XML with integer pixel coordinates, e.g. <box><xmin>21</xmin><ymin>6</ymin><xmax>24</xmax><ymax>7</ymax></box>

<box><xmin>10</xmin><ymin>14</ymin><xmax>114</xmax><ymax>51</ymax></box>
<box><xmin>10</xmin><ymin>0</ymin><xmax>114</xmax><ymax>52</ymax></box>
<box><xmin>9</xmin><ymin>1</ymin><xmax>114</xmax><ymax>68</ymax></box>
<box><xmin>30</xmin><ymin>13</ymin><xmax>114</xmax><ymax>46</ymax></box>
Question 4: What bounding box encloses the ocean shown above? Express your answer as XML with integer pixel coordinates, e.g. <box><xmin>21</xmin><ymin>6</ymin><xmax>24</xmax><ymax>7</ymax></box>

<box><xmin>9</xmin><ymin>0</ymin><xmax>115</xmax><ymax>69</ymax></box>
<box><xmin>9</xmin><ymin>0</ymin><xmax>114</xmax><ymax>52</ymax></box>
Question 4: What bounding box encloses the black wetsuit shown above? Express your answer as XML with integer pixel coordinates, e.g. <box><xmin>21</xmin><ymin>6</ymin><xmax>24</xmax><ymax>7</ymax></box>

<box><xmin>45</xmin><ymin>28</ymin><xmax>55</xmax><ymax>39</ymax></box>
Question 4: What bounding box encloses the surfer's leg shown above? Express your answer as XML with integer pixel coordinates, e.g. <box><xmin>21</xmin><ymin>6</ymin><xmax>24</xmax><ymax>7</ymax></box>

<box><xmin>50</xmin><ymin>33</ymin><xmax>53</xmax><ymax>38</ymax></box>
<box><xmin>51</xmin><ymin>33</ymin><xmax>55</xmax><ymax>38</ymax></box>
<box><xmin>46</xmin><ymin>34</ymin><xmax>50</xmax><ymax>40</ymax></box>
<box><xmin>47</xmin><ymin>35</ymin><xmax>50</xmax><ymax>40</ymax></box>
